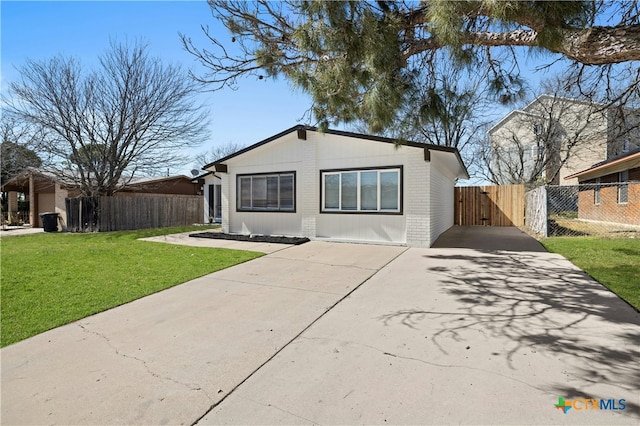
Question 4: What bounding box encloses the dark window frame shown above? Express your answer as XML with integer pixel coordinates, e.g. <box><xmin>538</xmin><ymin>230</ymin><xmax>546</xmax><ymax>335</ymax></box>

<box><xmin>236</xmin><ymin>171</ymin><xmax>297</xmax><ymax>213</ymax></box>
<box><xmin>319</xmin><ymin>165</ymin><xmax>403</xmax><ymax>215</ymax></box>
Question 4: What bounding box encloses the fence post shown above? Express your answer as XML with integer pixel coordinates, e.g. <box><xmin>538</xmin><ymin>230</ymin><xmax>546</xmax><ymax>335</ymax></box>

<box><xmin>543</xmin><ymin>186</ymin><xmax>548</xmax><ymax>237</ymax></box>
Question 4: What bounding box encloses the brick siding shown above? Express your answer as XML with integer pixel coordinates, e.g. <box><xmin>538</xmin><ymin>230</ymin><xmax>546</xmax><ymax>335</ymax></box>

<box><xmin>578</xmin><ymin>167</ymin><xmax>640</xmax><ymax>226</ymax></box>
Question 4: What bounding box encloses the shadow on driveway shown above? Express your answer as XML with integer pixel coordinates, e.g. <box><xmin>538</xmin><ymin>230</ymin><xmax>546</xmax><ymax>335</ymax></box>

<box><xmin>432</xmin><ymin>225</ymin><xmax>546</xmax><ymax>252</ymax></box>
<box><xmin>384</xmin><ymin>233</ymin><xmax>640</xmax><ymax>420</ymax></box>
<box><xmin>196</xmin><ymin>228</ymin><xmax>640</xmax><ymax>424</ymax></box>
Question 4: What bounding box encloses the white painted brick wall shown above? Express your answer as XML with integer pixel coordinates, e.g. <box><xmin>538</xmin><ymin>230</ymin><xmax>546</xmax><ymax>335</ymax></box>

<box><xmin>405</xmin><ymin>154</ymin><xmax>431</xmax><ymax>247</ymax></box>
<box><xmin>299</xmin><ymin>136</ymin><xmax>317</xmax><ymax>238</ymax></box>
<box><xmin>213</xmin><ymin>129</ymin><xmax>463</xmax><ymax>246</ymax></box>
<box><xmin>221</xmin><ymin>174</ymin><xmax>230</xmax><ymax>233</ymax></box>
<box><xmin>429</xmin><ymin>160</ymin><xmax>457</xmax><ymax>245</ymax></box>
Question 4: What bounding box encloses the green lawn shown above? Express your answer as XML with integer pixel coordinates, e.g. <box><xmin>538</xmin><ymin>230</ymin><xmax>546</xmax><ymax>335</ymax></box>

<box><xmin>541</xmin><ymin>237</ymin><xmax>640</xmax><ymax>310</ymax></box>
<box><xmin>0</xmin><ymin>226</ymin><xmax>263</xmax><ymax>347</ymax></box>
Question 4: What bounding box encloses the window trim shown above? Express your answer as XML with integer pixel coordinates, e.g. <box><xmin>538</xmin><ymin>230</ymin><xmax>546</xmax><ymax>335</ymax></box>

<box><xmin>618</xmin><ymin>170</ymin><xmax>629</xmax><ymax>204</ymax></box>
<box><xmin>236</xmin><ymin>171</ymin><xmax>296</xmax><ymax>213</ymax></box>
<box><xmin>594</xmin><ymin>177</ymin><xmax>601</xmax><ymax>205</ymax></box>
<box><xmin>319</xmin><ymin>165</ymin><xmax>403</xmax><ymax>215</ymax></box>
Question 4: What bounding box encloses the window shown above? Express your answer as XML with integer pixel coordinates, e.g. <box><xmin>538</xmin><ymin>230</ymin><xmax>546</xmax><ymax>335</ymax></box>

<box><xmin>618</xmin><ymin>170</ymin><xmax>629</xmax><ymax>204</ymax></box>
<box><xmin>594</xmin><ymin>177</ymin><xmax>601</xmax><ymax>205</ymax></box>
<box><xmin>533</xmin><ymin>123</ymin><xmax>544</xmax><ymax>136</ymax></box>
<box><xmin>321</xmin><ymin>167</ymin><xmax>401</xmax><ymax>213</ymax></box>
<box><xmin>237</xmin><ymin>172</ymin><xmax>295</xmax><ymax>212</ymax></box>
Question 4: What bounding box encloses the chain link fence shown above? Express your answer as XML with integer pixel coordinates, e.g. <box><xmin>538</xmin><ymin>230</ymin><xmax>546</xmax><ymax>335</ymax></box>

<box><xmin>525</xmin><ymin>183</ymin><xmax>640</xmax><ymax>237</ymax></box>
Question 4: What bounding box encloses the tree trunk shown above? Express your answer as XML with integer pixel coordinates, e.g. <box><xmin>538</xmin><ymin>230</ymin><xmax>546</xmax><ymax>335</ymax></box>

<box><xmin>558</xmin><ymin>25</ymin><xmax>640</xmax><ymax>65</ymax></box>
<box><xmin>405</xmin><ymin>24</ymin><xmax>640</xmax><ymax>65</ymax></box>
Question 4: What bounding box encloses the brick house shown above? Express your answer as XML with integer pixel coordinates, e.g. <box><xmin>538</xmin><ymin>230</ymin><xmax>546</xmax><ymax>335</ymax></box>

<box><xmin>566</xmin><ymin>148</ymin><xmax>640</xmax><ymax>226</ymax></box>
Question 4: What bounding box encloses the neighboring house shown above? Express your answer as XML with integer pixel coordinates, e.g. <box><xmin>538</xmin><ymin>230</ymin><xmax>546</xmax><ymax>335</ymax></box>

<box><xmin>1</xmin><ymin>168</ymin><xmax>199</xmax><ymax>228</ymax></box>
<box><xmin>203</xmin><ymin>125</ymin><xmax>468</xmax><ymax>247</ymax></box>
<box><xmin>489</xmin><ymin>95</ymin><xmax>639</xmax><ymax>187</ymax></box>
<box><xmin>192</xmin><ymin>171</ymin><xmax>222</xmax><ymax>223</ymax></box>
<box><xmin>566</xmin><ymin>147</ymin><xmax>640</xmax><ymax>226</ymax></box>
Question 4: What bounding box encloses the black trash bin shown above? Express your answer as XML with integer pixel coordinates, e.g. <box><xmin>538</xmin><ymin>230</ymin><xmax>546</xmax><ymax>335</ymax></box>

<box><xmin>40</xmin><ymin>212</ymin><xmax>59</xmax><ymax>232</ymax></box>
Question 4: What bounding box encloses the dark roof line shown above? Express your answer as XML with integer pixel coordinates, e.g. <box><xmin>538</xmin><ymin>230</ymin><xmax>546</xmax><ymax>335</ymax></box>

<box><xmin>205</xmin><ymin>125</ymin><xmax>468</xmax><ymax>178</ymax></box>
<box><xmin>204</xmin><ymin>125</ymin><xmax>304</xmax><ymax>169</ymax></box>
<box><xmin>190</xmin><ymin>171</ymin><xmax>218</xmax><ymax>182</ymax></box>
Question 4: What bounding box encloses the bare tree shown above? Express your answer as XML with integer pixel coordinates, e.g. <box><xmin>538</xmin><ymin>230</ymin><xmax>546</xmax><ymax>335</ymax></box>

<box><xmin>478</xmin><ymin>76</ymin><xmax>640</xmax><ymax>188</ymax></box>
<box><xmin>394</xmin><ymin>58</ymin><xmax>500</xmax><ymax>177</ymax></box>
<box><xmin>0</xmin><ymin>112</ymin><xmax>43</xmax><ymax>184</ymax></box>
<box><xmin>7</xmin><ymin>41</ymin><xmax>209</xmax><ymax>196</ymax></box>
<box><xmin>193</xmin><ymin>141</ymin><xmax>246</xmax><ymax>171</ymax></box>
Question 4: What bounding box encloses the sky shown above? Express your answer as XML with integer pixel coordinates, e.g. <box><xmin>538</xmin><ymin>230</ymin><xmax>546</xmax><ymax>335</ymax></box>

<box><xmin>1</xmin><ymin>0</ymin><xmax>315</xmax><ymax>176</ymax></box>
<box><xmin>1</xmin><ymin>1</ymin><xmax>570</xmax><ymax>182</ymax></box>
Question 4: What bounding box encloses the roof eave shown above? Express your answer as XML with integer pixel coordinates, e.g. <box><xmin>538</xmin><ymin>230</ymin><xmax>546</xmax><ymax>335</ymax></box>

<box><xmin>565</xmin><ymin>151</ymin><xmax>640</xmax><ymax>180</ymax></box>
<box><xmin>206</xmin><ymin>125</ymin><xmax>467</xmax><ymax>174</ymax></box>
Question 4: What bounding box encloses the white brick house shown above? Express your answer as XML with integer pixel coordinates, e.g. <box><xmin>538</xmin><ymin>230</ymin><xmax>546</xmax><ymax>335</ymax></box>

<box><xmin>203</xmin><ymin>126</ymin><xmax>468</xmax><ymax>247</ymax></box>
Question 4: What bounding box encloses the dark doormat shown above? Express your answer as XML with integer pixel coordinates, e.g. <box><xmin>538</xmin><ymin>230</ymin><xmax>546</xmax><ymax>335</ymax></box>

<box><xmin>189</xmin><ymin>232</ymin><xmax>310</xmax><ymax>245</ymax></box>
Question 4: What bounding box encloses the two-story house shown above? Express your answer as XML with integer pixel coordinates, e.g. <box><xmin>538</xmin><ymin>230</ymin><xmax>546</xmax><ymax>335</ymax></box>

<box><xmin>488</xmin><ymin>95</ymin><xmax>639</xmax><ymax>187</ymax></box>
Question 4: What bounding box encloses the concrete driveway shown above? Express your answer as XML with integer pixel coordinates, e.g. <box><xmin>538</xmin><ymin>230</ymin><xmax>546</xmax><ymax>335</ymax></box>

<box><xmin>197</xmin><ymin>227</ymin><xmax>640</xmax><ymax>425</ymax></box>
<box><xmin>1</xmin><ymin>240</ymin><xmax>406</xmax><ymax>425</ymax></box>
<box><xmin>2</xmin><ymin>227</ymin><xmax>639</xmax><ymax>425</ymax></box>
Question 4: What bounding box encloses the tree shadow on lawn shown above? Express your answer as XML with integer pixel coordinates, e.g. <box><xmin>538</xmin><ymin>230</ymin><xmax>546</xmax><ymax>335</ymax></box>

<box><xmin>380</xmin><ymin>250</ymin><xmax>640</xmax><ymax>408</ymax></box>
<box><xmin>613</xmin><ymin>247</ymin><xmax>640</xmax><ymax>257</ymax></box>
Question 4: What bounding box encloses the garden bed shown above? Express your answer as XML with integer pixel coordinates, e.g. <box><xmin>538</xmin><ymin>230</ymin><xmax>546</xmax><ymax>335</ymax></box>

<box><xmin>190</xmin><ymin>232</ymin><xmax>310</xmax><ymax>245</ymax></box>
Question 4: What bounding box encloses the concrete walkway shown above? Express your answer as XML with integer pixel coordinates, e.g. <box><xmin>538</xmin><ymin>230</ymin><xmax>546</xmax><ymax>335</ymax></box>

<box><xmin>2</xmin><ymin>227</ymin><xmax>639</xmax><ymax>425</ymax></box>
<box><xmin>0</xmin><ymin>226</ymin><xmax>44</xmax><ymax>237</ymax></box>
<box><xmin>140</xmin><ymin>231</ymin><xmax>292</xmax><ymax>254</ymax></box>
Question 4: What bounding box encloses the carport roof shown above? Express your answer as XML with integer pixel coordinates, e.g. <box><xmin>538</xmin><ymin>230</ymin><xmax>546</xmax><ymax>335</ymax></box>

<box><xmin>0</xmin><ymin>168</ymin><xmax>60</xmax><ymax>193</ymax></box>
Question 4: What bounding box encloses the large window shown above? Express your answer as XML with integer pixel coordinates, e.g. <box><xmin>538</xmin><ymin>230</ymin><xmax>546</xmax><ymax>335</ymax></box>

<box><xmin>321</xmin><ymin>167</ymin><xmax>402</xmax><ymax>213</ymax></box>
<box><xmin>237</xmin><ymin>172</ymin><xmax>295</xmax><ymax>212</ymax></box>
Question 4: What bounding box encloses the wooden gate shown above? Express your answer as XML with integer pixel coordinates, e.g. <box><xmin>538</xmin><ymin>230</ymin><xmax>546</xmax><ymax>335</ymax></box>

<box><xmin>454</xmin><ymin>185</ymin><xmax>524</xmax><ymax>226</ymax></box>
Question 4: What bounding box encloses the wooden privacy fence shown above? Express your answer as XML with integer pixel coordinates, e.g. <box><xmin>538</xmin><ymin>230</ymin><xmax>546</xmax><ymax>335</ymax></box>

<box><xmin>454</xmin><ymin>185</ymin><xmax>525</xmax><ymax>226</ymax></box>
<box><xmin>65</xmin><ymin>194</ymin><xmax>203</xmax><ymax>232</ymax></box>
